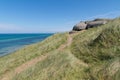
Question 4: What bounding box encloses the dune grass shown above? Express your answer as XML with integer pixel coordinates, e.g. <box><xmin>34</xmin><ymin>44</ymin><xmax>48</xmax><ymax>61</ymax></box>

<box><xmin>0</xmin><ymin>33</ymin><xmax>68</xmax><ymax>77</ymax></box>
<box><xmin>71</xmin><ymin>18</ymin><xmax>120</xmax><ymax>80</ymax></box>
<box><xmin>12</xmin><ymin>50</ymin><xmax>88</xmax><ymax>80</ymax></box>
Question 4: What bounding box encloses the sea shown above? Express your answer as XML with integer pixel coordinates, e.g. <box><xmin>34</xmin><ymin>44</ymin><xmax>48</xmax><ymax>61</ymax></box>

<box><xmin>0</xmin><ymin>33</ymin><xmax>53</xmax><ymax>56</ymax></box>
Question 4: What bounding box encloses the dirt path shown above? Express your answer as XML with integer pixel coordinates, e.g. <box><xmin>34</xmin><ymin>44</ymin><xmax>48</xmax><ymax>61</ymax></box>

<box><xmin>1</xmin><ymin>34</ymin><xmax>73</xmax><ymax>80</ymax></box>
<box><xmin>58</xmin><ymin>34</ymin><xmax>72</xmax><ymax>50</ymax></box>
<box><xmin>1</xmin><ymin>55</ymin><xmax>49</xmax><ymax>80</ymax></box>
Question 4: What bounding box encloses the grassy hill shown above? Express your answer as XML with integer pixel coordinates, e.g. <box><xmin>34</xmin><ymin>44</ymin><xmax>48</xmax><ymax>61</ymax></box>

<box><xmin>0</xmin><ymin>18</ymin><xmax>120</xmax><ymax>80</ymax></box>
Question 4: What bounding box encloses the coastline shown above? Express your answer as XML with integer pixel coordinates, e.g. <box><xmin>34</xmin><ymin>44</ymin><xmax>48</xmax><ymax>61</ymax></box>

<box><xmin>0</xmin><ymin>33</ymin><xmax>53</xmax><ymax>57</ymax></box>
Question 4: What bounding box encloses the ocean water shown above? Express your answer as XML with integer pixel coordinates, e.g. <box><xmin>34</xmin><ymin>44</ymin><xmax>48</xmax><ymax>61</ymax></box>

<box><xmin>0</xmin><ymin>34</ymin><xmax>53</xmax><ymax>56</ymax></box>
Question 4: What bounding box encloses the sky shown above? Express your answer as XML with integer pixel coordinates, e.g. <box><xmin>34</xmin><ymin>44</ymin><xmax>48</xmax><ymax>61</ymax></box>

<box><xmin>0</xmin><ymin>0</ymin><xmax>120</xmax><ymax>33</ymax></box>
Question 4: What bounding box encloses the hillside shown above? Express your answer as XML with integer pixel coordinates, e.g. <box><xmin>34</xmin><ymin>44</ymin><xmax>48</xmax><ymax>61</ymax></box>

<box><xmin>0</xmin><ymin>18</ymin><xmax>120</xmax><ymax>80</ymax></box>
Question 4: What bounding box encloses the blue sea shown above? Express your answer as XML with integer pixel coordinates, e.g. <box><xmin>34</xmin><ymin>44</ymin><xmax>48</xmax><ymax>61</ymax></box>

<box><xmin>0</xmin><ymin>34</ymin><xmax>53</xmax><ymax>56</ymax></box>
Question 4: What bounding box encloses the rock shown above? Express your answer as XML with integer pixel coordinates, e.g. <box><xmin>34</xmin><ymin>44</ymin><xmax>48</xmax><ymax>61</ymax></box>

<box><xmin>69</xmin><ymin>31</ymin><xmax>78</xmax><ymax>34</ymax></box>
<box><xmin>73</xmin><ymin>22</ymin><xmax>87</xmax><ymax>31</ymax></box>
<box><xmin>86</xmin><ymin>20</ymin><xmax>107</xmax><ymax>29</ymax></box>
<box><xmin>72</xmin><ymin>18</ymin><xmax>112</xmax><ymax>31</ymax></box>
<box><xmin>93</xmin><ymin>18</ymin><xmax>112</xmax><ymax>21</ymax></box>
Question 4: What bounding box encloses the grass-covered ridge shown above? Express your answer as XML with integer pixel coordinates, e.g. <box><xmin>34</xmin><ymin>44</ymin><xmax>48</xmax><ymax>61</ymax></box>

<box><xmin>0</xmin><ymin>33</ymin><xmax>68</xmax><ymax>77</ymax></box>
<box><xmin>0</xmin><ymin>18</ymin><xmax>120</xmax><ymax>80</ymax></box>
<box><xmin>71</xmin><ymin>18</ymin><xmax>120</xmax><ymax>80</ymax></box>
<box><xmin>13</xmin><ymin>50</ymin><xmax>88</xmax><ymax>80</ymax></box>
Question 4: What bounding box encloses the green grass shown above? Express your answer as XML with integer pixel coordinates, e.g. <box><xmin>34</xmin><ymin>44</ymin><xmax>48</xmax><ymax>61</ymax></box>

<box><xmin>0</xmin><ymin>18</ymin><xmax>120</xmax><ymax>80</ymax></box>
<box><xmin>12</xmin><ymin>50</ymin><xmax>88</xmax><ymax>80</ymax></box>
<box><xmin>0</xmin><ymin>33</ymin><xmax>68</xmax><ymax>77</ymax></box>
<box><xmin>71</xmin><ymin>18</ymin><xmax>120</xmax><ymax>80</ymax></box>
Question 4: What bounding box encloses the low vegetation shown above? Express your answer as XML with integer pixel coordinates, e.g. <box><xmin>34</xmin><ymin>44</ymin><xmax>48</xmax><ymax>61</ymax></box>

<box><xmin>0</xmin><ymin>33</ymin><xmax>67</xmax><ymax>77</ymax></box>
<box><xmin>71</xmin><ymin>18</ymin><xmax>120</xmax><ymax>80</ymax></box>
<box><xmin>0</xmin><ymin>18</ymin><xmax>120</xmax><ymax>80</ymax></box>
<box><xmin>12</xmin><ymin>50</ymin><xmax>88</xmax><ymax>80</ymax></box>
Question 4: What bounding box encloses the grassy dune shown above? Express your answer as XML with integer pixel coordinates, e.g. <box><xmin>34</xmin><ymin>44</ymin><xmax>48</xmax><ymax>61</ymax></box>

<box><xmin>0</xmin><ymin>18</ymin><xmax>120</xmax><ymax>80</ymax></box>
<box><xmin>12</xmin><ymin>50</ymin><xmax>88</xmax><ymax>80</ymax></box>
<box><xmin>0</xmin><ymin>33</ymin><xmax>68</xmax><ymax>77</ymax></box>
<box><xmin>71</xmin><ymin>18</ymin><xmax>120</xmax><ymax>80</ymax></box>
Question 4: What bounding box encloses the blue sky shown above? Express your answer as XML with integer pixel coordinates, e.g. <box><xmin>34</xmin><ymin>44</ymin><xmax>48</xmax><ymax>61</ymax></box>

<box><xmin>0</xmin><ymin>0</ymin><xmax>120</xmax><ymax>33</ymax></box>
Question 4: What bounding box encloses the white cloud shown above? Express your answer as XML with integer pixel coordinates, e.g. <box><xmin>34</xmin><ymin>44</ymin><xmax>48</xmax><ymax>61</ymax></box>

<box><xmin>0</xmin><ymin>23</ymin><xmax>24</xmax><ymax>33</ymax></box>
<box><xmin>60</xmin><ymin>11</ymin><xmax>120</xmax><ymax>32</ymax></box>
<box><xmin>0</xmin><ymin>11</ymin><xmax>120</xmax><ymax>33</ymax></box>
<box><xmin>85</xmin><ymin>10</ymin><xmax>120</xmax><ymax>20</ymax></box>
<box><xmin>0</xmin><ymin>24</ymin><xmax>19</xmax><ymax>30</ymax></box>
